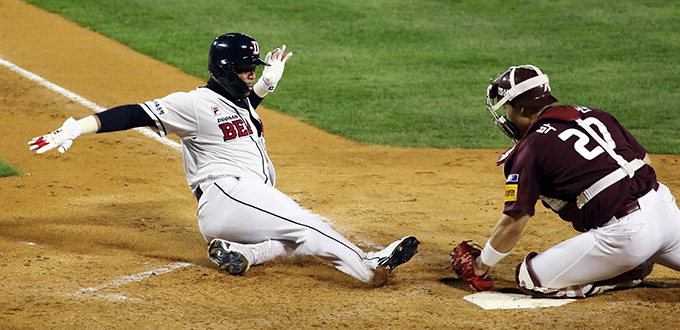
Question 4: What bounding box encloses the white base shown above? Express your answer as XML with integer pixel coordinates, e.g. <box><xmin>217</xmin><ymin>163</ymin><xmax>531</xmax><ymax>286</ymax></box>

<box><xmin>463</xmin><ymin>291</ymin><xmax>577</xmax><ymax>310</ymax></box>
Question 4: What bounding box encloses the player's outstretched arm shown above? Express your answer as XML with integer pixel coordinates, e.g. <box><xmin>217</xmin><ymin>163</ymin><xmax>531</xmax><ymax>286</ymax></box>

<box><xmin>28</xmin><ymin>104</ymin><xmax>155</xmax><ymax>154</ymax></box>
<box><xmin>253</xmin><ymin>44</ymin><xmax>293</xmax><ymax>97</ymax></box>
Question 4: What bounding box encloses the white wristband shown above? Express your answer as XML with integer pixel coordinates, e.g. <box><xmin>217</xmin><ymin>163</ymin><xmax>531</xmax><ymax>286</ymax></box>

<box><xmin>76</xmin><ymin>115</ymin><xmax>100</xmax><ymax>135</ymax></box>
<box><xmin>253</xmin><ymin>78</ymin><xmax>275</xmax><ymax>98</ymax></box>
<box><xmin>480</xmin><ymin>240</ymin><xmax>509</xmax><ymax>267</ymax></box>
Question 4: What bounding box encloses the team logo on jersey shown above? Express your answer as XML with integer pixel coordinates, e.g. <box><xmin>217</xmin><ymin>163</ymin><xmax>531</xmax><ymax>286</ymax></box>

<box><xmin>211</xmin><ymin>106</ymin><xmax>223</xmax><ymax>116</ymax></box>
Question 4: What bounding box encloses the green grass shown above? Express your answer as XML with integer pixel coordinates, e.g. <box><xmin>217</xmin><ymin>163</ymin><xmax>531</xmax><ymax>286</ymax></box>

<box><xmin>0</xmin><ymin>160</ymin><xmax>21</xmax><ymax>178</ymax></box>
<box><xmin>24</xmin><ymin>0</ymin><xmax>680</xmax><ymax>153</ymax></box>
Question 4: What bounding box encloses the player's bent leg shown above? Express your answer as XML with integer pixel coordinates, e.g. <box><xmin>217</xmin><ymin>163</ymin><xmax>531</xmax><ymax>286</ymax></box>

<box><xmin>198</xmin><ymin>177</ymin><xmax>389</xmax><ymax>282</ymax></box>
<box><xmin>515</xmin><ymin>253</ymin><xmax>653</xmax><ymax>299</ymax></box>
<box><xmin>206</xmin><ymin>238</ymin><xmax>290</xmax><ymax>275</ymax></box>
<box><xmin>649</xmin><ymin>182</ymin><xmax>680</xmax><ymax>271</ymax></box>
<box><xmin>515</xmin><ymin>252</ymin><xmax>595</xmax><ymax>298</ymax></box>
<box><xmin>285</xmin><ymin>217</ymin><xmax>376</xmax><ymax>282</ymax></box>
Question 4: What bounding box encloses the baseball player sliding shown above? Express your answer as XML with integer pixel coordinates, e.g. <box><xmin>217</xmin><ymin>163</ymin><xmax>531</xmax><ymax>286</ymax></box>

<box><xmin>28</xmin><ymin>33</ymin><xmax>419</xmax><ymax>283</ymax></box>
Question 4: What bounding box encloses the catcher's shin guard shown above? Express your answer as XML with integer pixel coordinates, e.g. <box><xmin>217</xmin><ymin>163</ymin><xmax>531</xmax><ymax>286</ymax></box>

<box><xmin>514</xmin><ymin>252</ymin><xmax>591</xmax><ymax>299</ymax></box>
<box><xmin>515</xmin><ymin>254</ymin><xmax>652</xmax><ymax>299</ymax></box>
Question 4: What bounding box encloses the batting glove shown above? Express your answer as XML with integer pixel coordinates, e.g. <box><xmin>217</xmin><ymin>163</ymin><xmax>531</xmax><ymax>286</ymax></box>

<box><xmin>254</xmin><ymin>45</ymin><xmax>293</xmax><ymax>96</ymax></box>
<box><xmin>28</xmin><ymin>117</ymin><xmax>82</xmax><ymax>154</ymax></box>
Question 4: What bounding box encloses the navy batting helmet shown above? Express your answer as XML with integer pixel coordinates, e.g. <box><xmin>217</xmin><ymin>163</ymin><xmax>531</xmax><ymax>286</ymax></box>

<box><xmin>208</xmin><ymin>33</ymin><xmax>267</xmax><ymax>98</ymax></box>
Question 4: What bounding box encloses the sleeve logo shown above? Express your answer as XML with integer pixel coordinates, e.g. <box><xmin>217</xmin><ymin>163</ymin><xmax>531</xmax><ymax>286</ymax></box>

<box><xmin>506</xmin><ymin>174</ymin><xmax>519</xmax><ymax>183</ymax></box>
<box><xmin>505</xmin><ymin>184</ymin><xmax>518</xmax><ymax>202</ymax></box>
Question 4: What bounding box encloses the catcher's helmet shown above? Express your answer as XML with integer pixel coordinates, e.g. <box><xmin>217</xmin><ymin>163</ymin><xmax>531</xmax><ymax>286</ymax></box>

<box><xmin>208</xmin><ymin>33</ymin><xmax>268</xmax><ymax>98</ymax></box>
<box><xmin>485</xmin><ymin>65</ymin><xmax>558</xmax><ymax>142</ymax></box>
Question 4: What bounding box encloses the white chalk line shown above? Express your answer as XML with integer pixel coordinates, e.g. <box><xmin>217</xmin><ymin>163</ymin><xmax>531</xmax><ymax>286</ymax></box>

<box><xmin>75</xmin><ymin>262</ymin><xmax>192</xmax><ymax>300</ymax></box>
<box><xmin>1</xmin><ymin>56</ymin><xmax>188</xmax><ymax>299</ymax></box>
<box><xmin>0</xmin><ymin>56</ymin><xmax>181</xmax><ymax>152</ymax></box>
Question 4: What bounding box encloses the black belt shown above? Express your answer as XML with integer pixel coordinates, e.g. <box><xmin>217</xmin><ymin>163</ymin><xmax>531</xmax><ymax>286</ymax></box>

<box><xmin>195</xmin><ymin>186</ymin><xmax>203</xmax><ymax>202</ymax></box>
<box><xmin>614</xmin><ymin>181</ymin><xmax>659</xmax><ymax>219</ymax></box>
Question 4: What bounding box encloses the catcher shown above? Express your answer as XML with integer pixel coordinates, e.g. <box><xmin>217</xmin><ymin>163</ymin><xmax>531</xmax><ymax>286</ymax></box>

<box><xmin>451</xmin><ymin>64</ymin><xmax>680</xmax><ymax>298</ymax></box>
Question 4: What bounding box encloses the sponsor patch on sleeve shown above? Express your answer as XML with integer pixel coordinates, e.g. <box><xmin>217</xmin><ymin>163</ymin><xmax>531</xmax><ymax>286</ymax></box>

<box><xmin>506</xmin><ymin>174</ymin><xmax>519</xmax><ymax>183</ymax></box>
<box><xmin>505</xmin><ymin>184</ymin><xmax>518</xmax><ymax>202</ymax></box>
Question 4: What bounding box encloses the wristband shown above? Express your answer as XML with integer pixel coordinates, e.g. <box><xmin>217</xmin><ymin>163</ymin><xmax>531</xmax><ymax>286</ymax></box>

<box><xmin>480</xmin><ymin>240</ymin><xmax>509</xmax><ymax>267</ymax></box>
<box><xmin>253</xmin><ymin>78</ymin><xmax>275</xmax><ymax>98</ymax></box>
<box><xmin>76</xmin><ymin>116</ymin><xmax>100</xmax><ymax>135</ymax></box>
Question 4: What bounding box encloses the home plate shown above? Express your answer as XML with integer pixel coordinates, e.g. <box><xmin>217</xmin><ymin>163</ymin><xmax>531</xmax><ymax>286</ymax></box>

<box><xmin>463</xmin><ymin>291</ymin><xmax>577</xmax><ymax>310</ymax></box>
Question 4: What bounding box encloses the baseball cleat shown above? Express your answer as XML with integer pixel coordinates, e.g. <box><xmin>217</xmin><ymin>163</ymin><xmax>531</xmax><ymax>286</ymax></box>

<box><xmin>208</xmin><ymin>238</ymin><xmax>250</xmax><ymax>276</ymax></box>
<box><xmin>375</xmin><ymin>236</ymin><xmax>420</xmax><ymax>272</ymax></box>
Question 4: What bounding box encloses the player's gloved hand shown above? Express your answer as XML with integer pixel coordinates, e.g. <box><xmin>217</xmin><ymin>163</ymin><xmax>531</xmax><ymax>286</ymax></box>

<box><xmin>254</xmin><ymin>45</ymin><xmax>293</xmax><ymax>95</ymax></box>
<box><xmin>451</xmin><ymin>240</ymin><xmax>494</xmax><ymax>292</ymax></box>
<box><xmin>28</xmin><ymin>117</ymin><xmax>82</xmax><ymax>154</ymax></box>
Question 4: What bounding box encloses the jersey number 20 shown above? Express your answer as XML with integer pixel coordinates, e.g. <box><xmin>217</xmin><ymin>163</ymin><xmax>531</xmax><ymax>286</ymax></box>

<box><xmin>557</xmin><ymin>117</ymin><xmax>616</xmax><ymax>160</ymax></box>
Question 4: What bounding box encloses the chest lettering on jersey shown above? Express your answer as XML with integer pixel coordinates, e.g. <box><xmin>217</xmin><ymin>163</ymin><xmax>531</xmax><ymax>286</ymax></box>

<box><xmin>219</xmin><ymin>119</ymin><xmax>254</xmax><ymax>141</ymax></box>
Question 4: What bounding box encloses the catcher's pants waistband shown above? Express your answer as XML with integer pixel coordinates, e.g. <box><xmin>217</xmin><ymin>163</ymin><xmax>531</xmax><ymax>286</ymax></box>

<box><xmin>611</xmin><ymin>181</ymin><xmax>659</xmax><ymax>221</ymax></box>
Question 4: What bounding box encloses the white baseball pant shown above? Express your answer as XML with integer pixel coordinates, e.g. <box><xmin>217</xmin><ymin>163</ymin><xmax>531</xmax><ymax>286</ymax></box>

<box><xmin>196</xmin><ymin>176</ymin><xmax>376</xmax><ymax>282</ymax></box>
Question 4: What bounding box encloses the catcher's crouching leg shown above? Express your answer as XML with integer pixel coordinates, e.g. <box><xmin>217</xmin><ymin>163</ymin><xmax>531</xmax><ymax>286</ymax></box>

<box><xmin>515</xmin><ymin>252</ymin><xmax>593</xmax><ymax>299</ymax></box>
<box><xmin>515</xmin><ymin>253</ymin><xmax>653</xmax><ymax>299</ymax></box>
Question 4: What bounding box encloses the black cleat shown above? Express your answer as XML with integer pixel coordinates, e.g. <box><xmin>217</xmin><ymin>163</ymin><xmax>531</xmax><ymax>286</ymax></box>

<box><xmin>208</xmin><ymin>238</ymin><xmax>250</xmax><ymax>275</ymax></box>
<box><xmin>375</xmin><ymin>236</ymin><xmax>420</xmax><ymax>271</ymax></box>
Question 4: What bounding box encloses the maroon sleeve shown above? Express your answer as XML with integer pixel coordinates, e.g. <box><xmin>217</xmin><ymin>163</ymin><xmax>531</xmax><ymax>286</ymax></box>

<box><xmin>502</xmin><ymin>142</ymin><xmax>541</xmax><ymax>216</ymax></box>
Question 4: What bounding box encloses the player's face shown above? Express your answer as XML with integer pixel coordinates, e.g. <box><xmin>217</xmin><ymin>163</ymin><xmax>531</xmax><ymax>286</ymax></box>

<box><xmin>235</xmin><ymin>65</ymin><xmax>257</xmax><ymax>95</ymax></box>
<box><xmin>504</xmin><ymin>103</ymin><xmax>531</xmax><ymax>135</ymax></box>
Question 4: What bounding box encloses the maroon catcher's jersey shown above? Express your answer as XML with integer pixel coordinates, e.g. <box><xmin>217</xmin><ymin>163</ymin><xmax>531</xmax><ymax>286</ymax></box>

<box><xmin>501</xmin><ymin>105</ymin><xmax>656</xmax><ymax>232</ymax></box>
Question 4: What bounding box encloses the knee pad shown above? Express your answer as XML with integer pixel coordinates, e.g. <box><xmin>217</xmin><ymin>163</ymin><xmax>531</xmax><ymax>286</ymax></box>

<box><xmin>515</xmin><ymin>252</ymin><xmax>563</xmax><ymax>297</ymax></box>
<box><xmin>516</xmin><ymin>252</ymin><xmax>544</xmax><ymax>294</ymax></box>
<box><xmin>515</xmin><ymin>252</ymin><xmax>599</xmax><ymax>299</ymax></box>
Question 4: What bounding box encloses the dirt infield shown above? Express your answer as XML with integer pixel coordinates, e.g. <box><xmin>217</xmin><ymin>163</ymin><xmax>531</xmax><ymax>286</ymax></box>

<box><xmin>1</xmin><ymin>1</ymin><xmax>680</xmax><ymax>328</ymax></box>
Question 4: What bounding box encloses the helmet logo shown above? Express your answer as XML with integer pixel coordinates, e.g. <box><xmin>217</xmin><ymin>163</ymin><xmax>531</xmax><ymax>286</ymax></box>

<box><xmin>497</xmin><ymin>87</ymin><xmax>508</xmax><ymax>98</ymax></box>
<box><xmin>251</xmin><ymin>41</ymin><xmax>260</xmax><ymax>55</ymax></box>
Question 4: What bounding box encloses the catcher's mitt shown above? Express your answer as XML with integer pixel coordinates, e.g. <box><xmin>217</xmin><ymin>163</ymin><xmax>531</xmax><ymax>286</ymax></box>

<box><xmin>450</xmin><ymin>240</ymin><xmax>494</xmax><ymax>291</ymax></box>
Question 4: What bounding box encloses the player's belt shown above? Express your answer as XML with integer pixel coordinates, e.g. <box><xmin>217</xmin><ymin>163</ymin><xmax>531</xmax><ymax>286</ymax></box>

<box><xmin>613</xmin><ymin>181</ymin><xmax>659</xmax><ymax>219</ymax></box>
<box><xmin>614</xmin><ymin>201</ymin><xmax>640</xmax><ymax>219</ymax></box>
<box><xmin>195</xmin><ymin>187</ymin><xmax>203</xmax><ymax>202</ymax></box>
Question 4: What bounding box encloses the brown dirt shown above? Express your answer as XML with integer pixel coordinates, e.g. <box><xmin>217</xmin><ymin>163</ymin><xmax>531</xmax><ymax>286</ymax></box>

<box><xmin>1</xmin><ymin>1</ymin><xmax>679</xmax><ymax>328</ymax></box>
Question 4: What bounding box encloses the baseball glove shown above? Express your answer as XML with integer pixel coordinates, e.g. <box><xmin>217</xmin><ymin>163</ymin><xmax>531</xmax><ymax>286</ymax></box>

<box><xmin>450</xmin><ymin>240</ymin><xmax>494</xmax><ymax>292</ymax></box>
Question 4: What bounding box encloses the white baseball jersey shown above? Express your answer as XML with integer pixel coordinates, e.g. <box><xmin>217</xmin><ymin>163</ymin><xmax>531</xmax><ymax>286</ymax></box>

<box><xmin>138</xmin><ymin>84</ymin><xmax>384</xmax><ymax>282</ymax></box>
<box><xmin>139</xmin><ymin>87</ymin><xmax>276</xmax><ymax>193</ymax></box>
